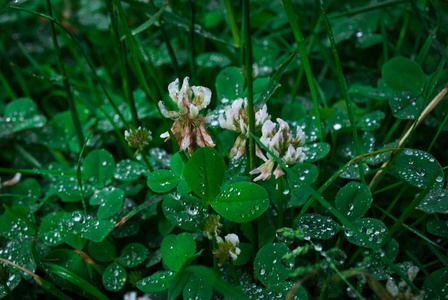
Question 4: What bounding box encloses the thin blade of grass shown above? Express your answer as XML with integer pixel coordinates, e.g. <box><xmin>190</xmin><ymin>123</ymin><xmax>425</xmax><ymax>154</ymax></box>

<box><xmin>319</xmin><ymin>0</ymin><xmax>365</xmax><ymax>184</ymax></box>
<box><xmin>281</xmin><ymin>0</ymin><xmax>324</xmax><ymax>142</ymax></box>
<box><xmin>255</xmin><ymin>51</ymin><xmax>296</xmax><ymax>106</ymax></box>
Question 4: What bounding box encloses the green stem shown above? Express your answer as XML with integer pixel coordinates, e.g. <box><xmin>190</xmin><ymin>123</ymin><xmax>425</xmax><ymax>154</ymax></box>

<box><xmin>243</xmin><ymin>0</ymin><xmax>255</xmax><ymax>178</ymax></box>
<box><xmin>46</xmin><ymin>0</ymin><xmax>84</xmax><ymax>150</ymax></box>
<box><xmin>278</xmin><ymin>176</ymin><xmax>284</xmax><ymax>228</ymax></box>
<box><xmin>211</xmin><ymin>239</ymin><xmax>218</xmax><ymax>274</ymax></box>
<box><xmin>141</xmin><ymin>150</ymin><xmax>154</xmax><ymax>172</ymax></box>
<box><xmin>319</xmin><ymin>1</ymin><xmax>365</xmax><ymax>184</ymax></box>
<box><xmin>282</xmin><ymin>0</ymin><xmax>324</xmax><ymax>143</ymax></box>
<box><xmin>189</xmin><ymin>0</ymin><xmax>196</xmax><ymax>81</ymax></box>
<box><xmin>229</xmin><ymin>262</ymin><xmax>240</xmax><ymax>286</ymax></box>
<box><xmin>225</xmin><ymin>0</ymin><xmax>240</xmax><ymax>48</ymax></box>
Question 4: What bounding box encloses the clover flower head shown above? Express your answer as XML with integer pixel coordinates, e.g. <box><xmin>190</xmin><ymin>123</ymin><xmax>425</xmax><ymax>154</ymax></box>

<box><xmin>213</xmin><ymin>233</ymin><xmax>241</xmax><ymax>266</ymax></box>
<box><xmin>159</xmin><ymin>77</ymin><xmax>215</xmax><ymax>153</ymax></box>
<box><xmin>219</xmin><ymin>98</ymin><xmax>270</xmax><ymax>160</ymax></box>
<box><xmin>202</xmin><ymin>214</ymin><xmax>223</xmax><ymax>240</ymax></box>
<box><xmin>124</xmin><ymin>127</ymin><xmax>152</xmax><ymax>150</ymax></box>
<box><xmin>250</xmin><ymin>118</ymin><xmax>306</xmax><ymax>181</ymax></box>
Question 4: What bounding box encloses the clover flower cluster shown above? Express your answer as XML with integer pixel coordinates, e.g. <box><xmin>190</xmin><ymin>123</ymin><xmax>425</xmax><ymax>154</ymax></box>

<box><xmin>158</xmin><ymin>77</ymin><xmax>307</xmax><ymax>180</ymax></box>
<box><xmin>386</xmin><ymin>265</ymin><xmax>424</xmax><ymax>299</ymax></box>
<box><xmin>219</xmin><ymin>100</ymin><xmax>306</xmax><ymax>181</ymax></box>
<box><xmin>159</xmin><ymin>77</ymin><xmax>215</xmax><ymax>154</ymax></box>
<box><xmin>213</xmin><ymin>233</ymin><xmax>241</xmax><ymax>266</ymax></box>
<box><xmin>125</xmin><ymin>127</ymin><xmax>152</xmax><ymax>152</ymax></box>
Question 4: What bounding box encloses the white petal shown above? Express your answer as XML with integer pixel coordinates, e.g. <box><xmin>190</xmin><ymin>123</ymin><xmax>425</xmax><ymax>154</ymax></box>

<box><xmin>160</xmin><ymin>131</ymin><xmax>169</xmax><ymax>138</ymax></box>
<box><xmin>192</xmin><ymin>86</ymin><xmax>212</xmax><ymax>110</ymax></box>
<box><xmin>225</xmin><ymin>233</ymin><xmax>239</xmax><ymax>246</ymax></box>
<box><xmin>189</xmin><ymin>104</ymin><xmax>199</xmax><ymax>118</ymax></box>
<box><xmin>168</xmin><ymin>78</ymin><xmax>180</xmax><ymax>102</ymax></box>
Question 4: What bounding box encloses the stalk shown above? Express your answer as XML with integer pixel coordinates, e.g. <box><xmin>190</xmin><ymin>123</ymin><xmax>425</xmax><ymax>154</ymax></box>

<box><xmin>46</xmin><ymin>0</ymin><xmax>84</xmax><ymax>150</ymax></box>
<box><xmin>278</xmin><ymin>176</ymin><xmax>284</xmax><ymax>228</ymax></box>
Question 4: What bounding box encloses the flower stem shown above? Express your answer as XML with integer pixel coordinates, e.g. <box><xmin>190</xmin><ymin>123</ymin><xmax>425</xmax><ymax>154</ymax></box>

<box><xmin>229</xmin><ymin>262</ymin><xmax>240</xmax><ymax>286</ymax></box>
<box><xmin>141</xmin><ymin>151</ymin><xmax>154</xmax><ymax>172</ymax></box>
<box><xmin>211</xmin><ymin>239</ymin><xmax>218</xmax><ymax>274</ymax></box>
<box><xmin>278</xmin><ymin>176</ymin><xmax>284</xmax><ymax>228</ymax></box>
<box><xmin>243</xmin><ymin>0</ymin><xmax>255</xmax><ymax>179</ymax></box>
<box><xmin>46</xmin><ymin>0</ymin><xmax>84</xmax><ymax>151</ymax></box>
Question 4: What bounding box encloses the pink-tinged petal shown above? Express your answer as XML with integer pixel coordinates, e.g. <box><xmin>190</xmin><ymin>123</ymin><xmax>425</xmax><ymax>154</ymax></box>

<box><xmin>180</xmin><ymin>134</ymin><xmax>191</xmax><ymax>152</ymax></box>
<box><xmin>273</xmin><ymin>165</ymin><xmax>285</xmax><ymax>179</ymax></box>
<box><xmin>158</xmin><ymin>101</ymin><xmax>179</xmax><ymax>119</ymax></box>
<box><xmin>255</xmin><ymin>146</ymin><xmax>268</xmax><ymax>162</ymax></box>
<box><xmin>250</xmin><ymin>159</ymin><xmax>275</xmax><ymax>181</ymax></box>
<box><xmin>229</xmin><ymin>135</ymin><xmax>247</xmax><ymax>159</ymax></box>
<box><xmin>2</xmin><ymin>173</ymin><xmax>21</xmax><ymax>186</ymax></box>
<box><xmin>199</xmin><ymin>124</ymin><xmax>215</xmax><ymax>147</ymax></box>
<box><xmin>178</xmin><ymin>77</ymin><xmax>191</xmax><ymax>106</ymax></box>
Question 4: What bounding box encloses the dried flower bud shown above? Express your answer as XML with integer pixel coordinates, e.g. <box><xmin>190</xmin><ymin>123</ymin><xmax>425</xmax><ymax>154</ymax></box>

<box><xmin>202</xmin><ymin>214</ymin><xmax>223</xmax><ymax>240</ymax></box>
<box><xmin>125</xmin><ymin>127</ymin><xmax>152</xmax><ymax>150</ymax></box>
<box><xmin>386</xmin><ymin>276</ymin><xmax>399</xmax><ymax>297</ymax></box>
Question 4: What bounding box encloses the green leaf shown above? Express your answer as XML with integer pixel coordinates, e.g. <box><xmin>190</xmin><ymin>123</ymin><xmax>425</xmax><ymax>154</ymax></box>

<box><xmin>356</xmin><ymin>110</ymin><xmax>385</xmax><ymax>131</ymax></box>
<box><xmin>146</xmin><ymin>169</ymin><xmax>180</xmax><ymax>193</ymax></box>
<box><xmin>212</xmin><ymin>181</ymin><xmax>269</xmax><ymax>223</ymax></box>
<box><xmin>254</xmin><ymin>243</ymin><xmax>292</xmax><ymax>286</ymax></box>
<box><xmin>196</xmin><ymin>52</ymin><xmax>231</xmax><ymax>69</ymax></box>
<box><xmin>297</xmin><ymin>115</ymin><xmax>320</xmax><ymax>143</ymax></box>
<box><xmin>268</xmin><ymin>282</ymin><xmax>308</xmax><ymax>300</ymax></box>
<box><xmin>38</xmin><ymin>211</ymin><xmax>67</xmax><ymax>246</ymax></box>
<box><xmin>84</xmin><ymin>149</ymin><xmax>115</xmax><ymax>188</ymax></box>
<box><xmin>117</xmin><ymin>243</ymin><xmax>147</xmax><ymax>268</ymax></box>
<box><xmin>388</xmin><ymin>92</ymin><xmax>424</xmax><ymax>120</ymax></box>
<box><xmin>114</xmin><ymin>159</ymin><xmax>145</xmax><ymax>181</ymax></box>
<box><xmin>416</xmin><ymin>189</ymin><xmax>448</xmax><ymax>214</ymax></box>
<box><xmin>215</xmin><ymin>67</ymin><xmax>244</xmax><ymax>102</ymax></box>
<box><xmin>170</xmin><ymin>153</ymin><xmax>185</xmax><ymax>177</ymax></box>
<box><xmin>305</xmin><ymin>142</ymin><xmax>331</xmax><ymax>162</ymax></box>
<box><xmin>183</xmin><ymin>266</ymin><xmax>249</xmax><ymax>300</ymax></box>
<box><xmin>349</xmin><ymin>84</ymin><xmax>388</xmax><ymax>101</ymax></box>
<box><xmin>183</xmin><ymin>273</ymin><xmax>213</xmax><ymax>300</ymax></box>
<box><xmin>6</xmin><ymin>178</ymin><xmax>40</xmax><ymax>207</ymax></box>
<box><xmin>93</xmin><ymin>188</ymin><xmax>124</xmax><ymax>220</ymax></box>
<box><xmin>427</xmin><ymin>219</ymin><xmax>448</xmax><ymax>237</ymax></box>
<box><xmin>422</xmin><ymin>267</ymin><xmax>448</xmax><ymax>299</ymax></box>
<box><xmin>287</xmin><ymin>163</ymin><xmax>318</xmax><ymax>193</ymax></box>
<box><xmin>297</xmin><ymin>213</ymin><xmax>341</xmax><ymax>240</ymax></box>
<box><xmin>0</xmin><ymin>206</ymin><xmax>36</xmax><ymax>240</ymax></box>
<box><xmin>335</xmin><ymin>182</ymin><xmax>372</xmax><ymax>221</ymax></box>
<box><xmin>339</xmin><ymin>162</ymin><xmax>371</xmax><ymax>180</ymax></box>
<box><xmin>395</xmin><ymin>149</ymin><xmax>444</xmax><ymax>189</ymax></box>
<box><xmin>344</xmin><ymin>218</ymin><xmax>388</xmax><ymax>248</ymax></box>
<box><xmin>161</xmin><ymin>233</ymin><xmax>196</xmax><ymax>272</ymax></box>
<box><xmin>233</xmin><ymin>243</ymin><xmax>253</xmax><ymax>266</ymax></box>
<box><xmin>103</xmin><ymin>262</ymin><xmax>126</xmax><ymax>292</ymax></box>
<box><xmin>77</xmin><ymin>219</ymin><xmax>115</xmax><ymax>243</ymax></box>
<box><xmin>88</xmin><ymin>239</ymin><xmax>116</xmax><ymax>262</ymax></box>
<box><xmin>382</xmin><ymin>57</ymin><xmax>425</xmax><ymax>94</ymax></box>
<box><xmin>3</xmin><ymin>97</ymin><xmax>46</xmax><ymax>133</ymax></box>
<box><xmin>184</xmin><ymin>147</ymin><xmax>225</xmax><ymax>200</ymax></box>
<box><xmin>137</xmin><ymin>270</ymin><xmax>176</xmax><ymax>293</ymax></box>
<box><xmin>162</xmin><ymin>193</ymin><xmax>208</xmax><ymax>231</ymax></box>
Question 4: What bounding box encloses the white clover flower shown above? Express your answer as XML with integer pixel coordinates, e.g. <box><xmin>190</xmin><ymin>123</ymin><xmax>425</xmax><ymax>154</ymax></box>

<box><xmin>250</xmin><ymin>118</ymin><xmax>306</xmax><ymax>181</ymax></box>
<box><xmin>158</xmin><ymin>77</ymin><xmax>215</xmax><ymax>154</ymax></box>
<box><xmin>214</xmin><ymin>233</ymin><xmax>241</xmax><ymax>266</ymax></box>
<box><xmin>219</xmin><ymin>98</ymin><xmax>270</xmax><ymax>159</ymax></box>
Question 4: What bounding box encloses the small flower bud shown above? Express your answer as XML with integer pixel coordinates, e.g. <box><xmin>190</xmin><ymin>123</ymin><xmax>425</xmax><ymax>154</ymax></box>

<box><xmin>386</xmin><ymin>276</ymin><xmax>399</xmax><ymax>297</ymax></box>
<box><xmin>202</xmin><ymin>215</ymin><xmax>223</xmax><ymax>240</ymax></box>
<box><xmin>213</xmin><ymin>233</ymin><xmax>241</xmax><ymax>266</ymax></box>
<box><xmin>124</xmin><ymin>127</ymin><xmax>152</xmax><ymax>150</ymax></box>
